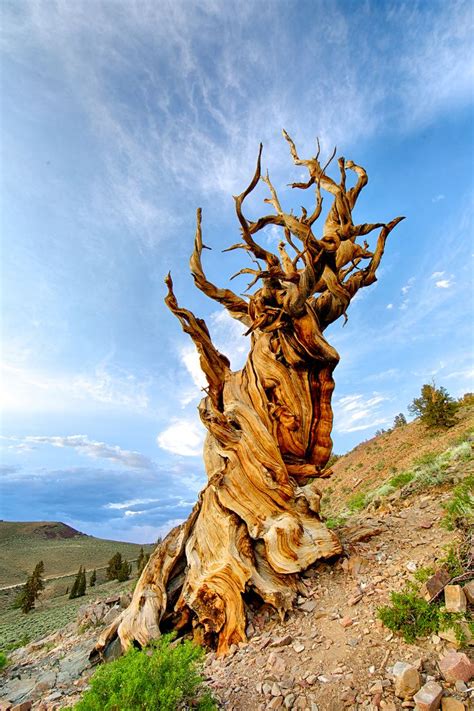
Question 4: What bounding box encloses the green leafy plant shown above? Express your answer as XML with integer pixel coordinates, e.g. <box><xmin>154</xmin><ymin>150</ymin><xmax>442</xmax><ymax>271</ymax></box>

<box><xmin>347</xmin><ymin>491</ymin><xmax>368</xmax><ymax>512</ymax></box>
<box><xmin>388</xmin><ymin>470</ymin><xmax>414</xmax><ymax>488</ymax></box>
<box><xmin>377</xmin><ymin>588</ymin><xmax>440</xmax><ymax>643</ymax></box>
<box><xmin>441</xmin><ymin>475</ymin><xmax>474</xmax><ymax>531</ymax></box>
<box><xmin>74</xmin><ymin>635</ymin><xmax>216</xmax><ymax>711</ymax></box>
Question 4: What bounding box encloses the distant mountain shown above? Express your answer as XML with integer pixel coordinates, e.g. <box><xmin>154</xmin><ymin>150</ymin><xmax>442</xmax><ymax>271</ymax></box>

<box><xmin>0</xmin><ymin>521</ymin><xmax>155</xmax><ymax>588</ymax></box>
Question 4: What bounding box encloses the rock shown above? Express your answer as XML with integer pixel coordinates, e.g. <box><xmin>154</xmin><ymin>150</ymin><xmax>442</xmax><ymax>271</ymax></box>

<box><xmin>57</xmin><ymin>646</ymin><xmax>90</xmax><ymax>684</ymax></box>
<box><xmin>454</xmin><ymin>681</ymin><xmax>467</xmax><ymax>693</ymax></box>
<box><xmin>270</xmin><ymin>635</ymin><xmax>293</xmax><ymax>648</ymax></box>
<box><xmin>0</xmin><ymin>702</ymin><xmax>11</xmax><ymax>711</ymax></box>
<box><xmin>0</xmin><ymin>679</ymin><xmax>35</xmax><ymax>706</ymax></box>
<box><xmin>298</xmin><ymin>600</ymin><xmax>317</xmax><ymax>613</ymax></box>
<box><xmin>283</xmin><ymin>693</ymin><xmax>296</xmax><ymax>709</ymax></box>
<box><xmin>105</xmin><ymin>595</ymin><xmax>120</xmax><ymax>606</ymax></box>
<box><xmin>438</xmin><ymin>651</ymin><xmax>474</xmax><ymax>683</ymax></box>
<box><xmin>268</xmin><ymin>698</ymin><xmax>283</xmax><ymax>710</ymax></box>
<box><xmin>340</xmin><ymin>616</ymin><xmax>353</xmax><ymax>628</ymax></box>
<box><xmin>406</xmin><ymin>561</ymin><xmax>417</xmax><ymax>573</ymax></box>
<box><xmin>349</xmin><ymin>594</ymin><xmax>363</xmax><ymax>605</ymax></box>
<box><xmin>34</xmin><ymin>670</ymin><xmax>57</xmax><ymax>694</ymax></box>
<box><xmin>292</xmin><ymin>642</ymin><xmax>305</xmax><ymax>653</ymax></box>
<box><xmin>444</xmin><ymin>586</ymin><xmax>467</xmax><ymax>613</ymax></box>
<box><xmin>76</xmin><ymin>601</ymin><xmax>109</xmax><ymax>628</ymax></box>
<box><xmin>393</xmin><ymin>661</ymin><xmax>421</xmax><ymax>699</ymax></box>
<box><xmin>412</xmin><ymin>681</ymin><xmax>443</xmax><ymax>711</ymax></box>
<box><xmin>463</xmin><ymin>580</ymin><xmax>474</xmax><ymax>604</ymax></box>
<box><xmin>271</xmin><ymin>683</ymin><xmax>281</xmax><ymax>697</ymax></box>
<box><xmin>421</xmin><ymin>568</ymin><xmax>451</xmax><ymax>601</ymax></box>
<box><xmin>441</xmin><ymin>699</ymin><xmax>466</xmax><ymax>711</ymax></box>
<box><xmin>102</xmin><ymin>605</ymin><xmax>122</xmax><ymax>625</ymax></box>
<box><xmin>11</xmin><ymin>704</ymin><xmax>32</xmax><ymax>711</ymax></box>
<box><xmin>438</xmin><ymin>628</ymin><xmax>461</xmax><ymax>647</ymax></box>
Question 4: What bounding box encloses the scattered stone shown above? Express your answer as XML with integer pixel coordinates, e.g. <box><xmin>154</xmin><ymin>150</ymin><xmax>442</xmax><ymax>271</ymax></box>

<box><xmin>463</xmin><ymin>580</ymin><xmax>474</xmax><ymax>604</ymax></box>
<box><xmin>268</xmin><ymin>698</ymin><xmax>283</xmax><ymax>710</ymax></box>
<box><xmin>298</xmin><ymin>600</ymin><xmax>317</xmax><ymax>613</ymax></box>
<box><xmin>271</xmin><ymin>683</ymin><xmax>281</xmax><ymax>697</ymax></box>
<box><xmin>444</xmin><ymin>586</ymin><xmax>467</xmax><ymax>613</ymax></box>
<box><xmin>283</xmin><ymin>694</ymin><xmax>295</xmax><ymax>709</ymax></box>
<box><xmin>413</xmin><ymin>681</ymin><xmax>443</xmax><ymax>711</ymax></box>
<box><xmin>441</xmin><ymin>698</ymin><xmax>466</xmax><ymax>711</ymax></box>
<box><xmin>406</xmin><ymin>561</ymin><xmax>417</xmax><ymax>573</ymax></box>
<box><xmin>270</xmin><ymin>635</ymin><xmax>293</xmax><ymax>648</ymax></box>
<box><xmin>340</xmin><ymin>616</ymin><xmax>353</xmax><ymax>628</ymax></box>
<box><xmin>349</xmin><ymin>594</ymin><xmax>363</xmax><ymax>605</ymax></box>
<box><xmin>420</xmin><ymin>568</ymin><xmax>451</xmax><ymax>601</ymax></box>
<box><xmin>102</xmin><ymin>605</ymin><xmax>122</xmax><ymax>625</ymax></box>
<box><xmin>292</xmin><ymin>642</ymin><xmax>305</xmax><ymax>653</ymax></box>
<box><xmin>439</xmin><ymin>652</ymin><xmax>474</xmax><ymax>683</ymax></box>
<box><xmin>454</xmin><ymin>681</ymin><xmax>467</xmax><ymax>693</ymax></box>
<box><xmin>393</xmin><ymin>661</ymin><xmax>421</xmax><ymax>699</ymax></box>
<box><xmin>11</xmin><ymin>704</ymin><xmax>32</xmax><ymax>711</ymax></box>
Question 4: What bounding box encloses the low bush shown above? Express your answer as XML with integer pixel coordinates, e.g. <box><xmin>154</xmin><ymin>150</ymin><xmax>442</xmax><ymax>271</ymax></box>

<box><xmin>377</xmin><ymin>586</ymin><xmax>469</xmax><ymax>644</ymax></box>
<box><xmin>388</xmin><ymin>470</ymin><xmax>414</xmax><ymax>488</ymax></box>
<box><xmin>74</xmin><ymin>635</ymin><xmax>216</xmax><ymax>711</ymax></box>
<box><xmin>441</xmin><ymin>475</ymin><xmax>474</xmax><ymax>531</ymax></box>
<box><xmin>0</xmin><ymin>651</ymin><xmax>8</xmax><ymax>670</ymax></box>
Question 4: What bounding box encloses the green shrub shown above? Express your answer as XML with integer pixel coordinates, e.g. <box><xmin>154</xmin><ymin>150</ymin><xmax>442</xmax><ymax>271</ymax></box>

<box><xmin>377</xmin><ymin>588</ymin><xmax>440</xmax><ymax>643</ymax></box>
<box><xmin>347</xmin><ymin>492</ymin><xmax>368</xmax><ymax>512</ymax></box>
<box><xmin>325</xmin><ymin>514</ymin><xmax>347</xmax><ymax>529</ymax></box>
<box><xmin>0</xmin><ymin>651</ymin><xmax>8</xmax><ymax>670</ymax></box>
<box><xmin>441</xmin><ymin>475</ymin><xmax>474</xmax><ymax>531</ymax></box>
<box><xmin>377</xmin><ymin>588</ymin><xmax>468</xmax><ymax>644</ymax></box>
<box><xmin>388</xmin><ymin>470</ymin><xmax>414</xmax><ymax>488</ymax></box>
<box><xmin>74</xmin><ymin>635</ymin><xmax>216</xmax><ymax>711</ymax></box>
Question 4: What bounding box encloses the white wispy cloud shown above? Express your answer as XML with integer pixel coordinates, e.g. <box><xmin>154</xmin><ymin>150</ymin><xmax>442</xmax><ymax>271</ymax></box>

<box><xmin>333</xmin><ymin>393</ymin><xmax>391</xmax><ymax>433</ymax></box>
<box><xmin>401</xmin><ymin>277</ymin><xmax>415</xmax><ymax>295</ymax></box>
<box><xmin>435</xmin><ymin>279</ymin><xmax>453</xmax><ymax>289</ymax></box>
<box><xmin>157</xmin><ymin>419</ymin><xmax>205</xmax><ymax>457</ymax></box>
<box><xmin>105</xmin><ymin>498</ymin><xmax>161</xmax><ymax>510</ymax></box>
<box><xmin>432</xmin><ymin>194</ymin><xmax>445</xmax><ymax>203</ymax></box>
<box><xmin>0</xmin><ymin>361</ymin><xmax>151</xmax><ymax>414</ymax></box>
<box><xmin>24</xmin><ymin>435</ymin><xmax>154</xmax><ymax>469</ymax></box>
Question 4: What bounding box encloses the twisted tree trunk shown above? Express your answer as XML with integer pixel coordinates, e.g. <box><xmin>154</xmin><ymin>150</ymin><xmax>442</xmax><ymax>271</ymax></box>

<box><xmin>93</xmin><ymin>132</ymin><xmax>404</xmax><ymax>658</ymax></box>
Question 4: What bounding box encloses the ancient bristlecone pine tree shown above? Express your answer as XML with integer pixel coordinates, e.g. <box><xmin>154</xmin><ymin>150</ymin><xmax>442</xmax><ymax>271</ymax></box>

<box><xmin>94</xmin><ymin>132</ymin><xmax>404</xmax><ymax>658</ymax></box>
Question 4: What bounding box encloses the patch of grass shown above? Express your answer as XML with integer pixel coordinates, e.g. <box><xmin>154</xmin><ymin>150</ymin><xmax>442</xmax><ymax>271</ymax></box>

<box><xmin>388</xmin><ymin>470</ymin><xmax>415</xmax><ymax>488</ymax></box>
<box><xmin>74</xmin><ymin>635</ymin><xmax>216</xmax><ymax>711</ymax></box>
<box><xmin>441</xmin><ymin>475</ymin><xmax>474</xmax><ymax>531</ymax></box>
<box><xmin>414</xmin><ymin>452</ymin><xmax>439</xmax><ymax>467</ymax></box>
<box><xmin>0</xmin><ymin>651</ymin><xmax>8</xmax><ymax>670</ymax></box>
<box><xmin>413</xmin><ymin>566</ymin><xmax>435</xmax><ymax>584</ymax></box>
<box><xmin>439</xmin><ymin>543</ymin><xmax>465</xmax><ymax>579</ymax></box>
<box><xmin>347</xmin><ymin>492</ymin><xmax>368</xmax><ymax>512</ymax></box>
<box><xmin>325</xmin><ymin>514</ymin><xmax>348</xmax><ymax>530</ymax></box>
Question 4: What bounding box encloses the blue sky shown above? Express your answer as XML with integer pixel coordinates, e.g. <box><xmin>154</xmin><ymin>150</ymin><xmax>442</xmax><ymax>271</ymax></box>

<box><xmin>1</xmin><ymin>0</ymin><xmax>473</xmax><ymax>543</ymax></box>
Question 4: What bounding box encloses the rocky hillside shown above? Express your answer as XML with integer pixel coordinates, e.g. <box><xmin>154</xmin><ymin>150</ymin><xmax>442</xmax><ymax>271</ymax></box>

<box><xmin>0</xmin><ymin>416</ymin><xmax>472</xmax><ymax>710</ymax></box>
